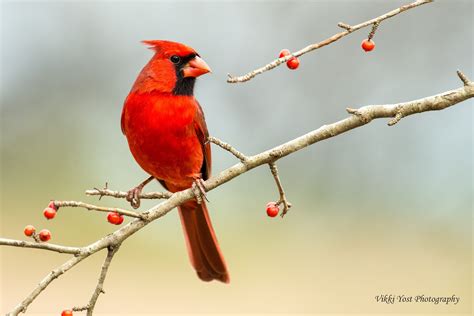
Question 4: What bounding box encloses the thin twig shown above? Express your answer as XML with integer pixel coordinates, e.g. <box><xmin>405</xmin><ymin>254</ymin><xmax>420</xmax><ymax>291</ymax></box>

<box><xmin>54</xmin><ymin>200</ymin><xmax>145</xmax><ymax>219</ymax></box>
<box><xmin>269</xmin><ymin>163</ymin><xmax>292</xmax><ymax>217</ymax></box>
<box><xmin>227</xmin><ymin>0</ymin><xmax>433</xmax><ymax>83</ymax></box>
<box><xmin>0</xmin><ymin>238</ymin><xmax>81</xmax><ymax>255</ymax></box>
<box><xmin>73</xmin><ymin>244</ymin><xmax>121</xmax><ymax>316</ymax></box>
<box><xmin>367</xmin><ymin>21</ymin><xmax>380</xmax><ymax>41</ymax></box>
<box><xmin>337</xmin><ymin>22</ymin><xmax>352</xmax><ymax>31</ymax></box>
<box><xmin>85</xmin><ymin>188</ymin><xmax>172</xmax><ymax>200</ymax></box>
<box><xmin>207</xmin><ymin>136</ymin><xmax>248</xmax><ymax>162</ymax></box>
<box><xmin>7</xmin><ymin>255</ymin><xmax>90</xmax><ymax>316</ymax></box>
<box><xmin>457</xmin><ymin>70</ymin><xmax>471</xmax><ymax>86</ymax></box>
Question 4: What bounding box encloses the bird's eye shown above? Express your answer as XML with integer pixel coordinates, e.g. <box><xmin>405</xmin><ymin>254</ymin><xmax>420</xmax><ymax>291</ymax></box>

<box><xmin>170</xmin><ymin>55</ymin><xmax>181</xmax><ymax>64</ymax></box>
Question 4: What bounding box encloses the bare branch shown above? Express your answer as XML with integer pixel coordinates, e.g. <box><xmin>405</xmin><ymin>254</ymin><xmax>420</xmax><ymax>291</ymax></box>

<box><xmin>227</xmin><ymin>0</ymin><xmax>433</xmax><ymax>83</ymax></box>
<box><xmin>208</xmin><ymin>136</ymin><xmax>248</xmax><ymax>162</ymax></box>
<box><xmin>73</xmin><ymin>245</ymin><xmax>121</xmax><ymax>316</ymax></box>
<box><xmin>85</xmin><ymin>188</ymin><xmax>172</xmax><ymax>200</ymax></box>
<box><xmin>268</xmin><ymin>163</ymin><xmax>292</xmax><ymax>217</ymax></box>
<box><xmin>5</xmin><ymin>73</ymin><xmax>472</xmax><ymax>314</ymax></box>
<box><xmin>0</xmin><ymin>238</ymin><xmax>81</xmax><ymax>255</ymax></box>
<box><xmin>346</xmin><ymin>75</ymin><xmax>473</xmax><ymax>126</ymax></box>
<box><xmin>7</xmin><ymin>255</ymin><xmax>89</xmax><ymax>316</ymax></box>
<box><xmin>457</xmin><ymin>70</ymin><xmax>471</xmax><ymax>86</ymax></box>
<box><xmin>54</xmin><ymin>200</ymin><xmax>145</xmax><ymax>219</ymax></box>
<box><xmin>337</xmin><ymin>22</ymin><xmax>352</xmax><ymax>31</ymax></box>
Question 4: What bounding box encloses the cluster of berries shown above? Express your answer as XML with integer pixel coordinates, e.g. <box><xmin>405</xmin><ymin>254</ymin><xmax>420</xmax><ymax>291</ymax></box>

<box><xmin>23</xmin><ymin>201</ymin><xmax>59</xmax><ymax>241</ymax></box>
<box><xmin>280</xmin><ymin>39</ymin><xmax>375</xmax><ymax>72</ymax></box>
<box><xmin>279</xmin><ymin>49</ymin><xmax>300</xmax><ymax>70</ymax></box>
<box><xmin>22</xmin><ymin>200</ymin><xmax>127</xmax><ymax>315</ymax></box>
<box><xmin>23</xmin><ymin>201</ymin><xmax>126</xmax><ymax>245</ymax></box>
<box><xmin>23</xmin><ymin>225</ymin><xmax>51</xmax><ymax>242</ymax></box>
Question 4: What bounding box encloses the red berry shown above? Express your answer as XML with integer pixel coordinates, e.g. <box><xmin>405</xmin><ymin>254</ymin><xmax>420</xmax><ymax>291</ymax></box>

<box><xmin>43</xmin><ymin>207</ymin><xmax>57</xmax><ymax>220</ymax></box>
<box><xmin>286</xmin><ymin>57</ymin><xmax>300</xmax><ymax>70</ymax></box>
<box><xmin>61</xmin><ymin>310</ymin><xmax>73</xmax><ymax>316</ymax></box>
<box><xmin>279</xmin><ymin>49</ymin><xmax>291</xmax><ymax>58</ymax></box>
<box><xmin>48</xmin><ymin>201</ymin><xmax>58</xmax><ymax>211</ymax></box>
<box><xmin>115</xmin><ymin>214</ymin><xmax>124</xmax><ymax>225</ymax></box>
<box><xmin>107</xmin><ymin>212</ymin><xmax>124</xmax><ymax>225</ymax></box>
<box><xmin>39</xmin><ymin>229</ymin><xmax>51</xmax><ymax>242</ymax></box>
<box><xmin>361</xmin><ymin>39</ymin><xmax>375</xmax><ymax>52</ymax></box>
<box><xmin>266</xmin><ymin>202</ymin><xmax>279</xmax><ymax>217</ymax></box>
<box><xmin>24</xmin><ymin>225</ymin><xmax>36</xmax><ymax>237</ymax></box>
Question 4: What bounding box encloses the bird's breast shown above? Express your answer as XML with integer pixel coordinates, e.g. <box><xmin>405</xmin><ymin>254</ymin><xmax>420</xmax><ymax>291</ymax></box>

<box><xmin>122</xmin><ymin>92</ymin><xmax>203</xmax><ymax>187</ymax></box>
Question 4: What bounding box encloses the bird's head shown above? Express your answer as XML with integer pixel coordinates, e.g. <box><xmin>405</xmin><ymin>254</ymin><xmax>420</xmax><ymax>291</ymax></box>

<box><xmin>132</xmin><ymin>40</ymin><xmax>211</xmax><ymax>95</ymax></box>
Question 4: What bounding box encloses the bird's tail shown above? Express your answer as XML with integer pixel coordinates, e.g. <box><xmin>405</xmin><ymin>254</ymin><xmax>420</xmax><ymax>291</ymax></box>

<box><xmin>178</xmin><ymin>200</ymin><xmax>229</xmax><ymax>283</ymax></box>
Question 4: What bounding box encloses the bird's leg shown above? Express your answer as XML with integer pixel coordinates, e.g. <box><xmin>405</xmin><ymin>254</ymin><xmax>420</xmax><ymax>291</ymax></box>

<box><xmin>126</xmin><ymin>176</ymin><xmax>154</xmax><ymax>209</ymax></box>
<box><xmin>191</xmin><ymin>175</ymin><xmax>209</xmax><ymax>204</ymax></box>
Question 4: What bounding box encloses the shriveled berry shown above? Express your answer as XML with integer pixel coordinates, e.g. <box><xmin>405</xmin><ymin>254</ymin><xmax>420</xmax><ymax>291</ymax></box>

<box><xmin>43</xmin><ymin>207</ymin><xmax>57</xmax><ymax>220</ymax></box>
<box><xmin>279</xmin><ymin>49</ymin><xmax>291</xmax><ymax>58</ymax></box>
<box><xmin>39</xmin><ymin>229</ymin><xmax>51</xmax><ymax>242</ymax></box>
<box><xmin>61</xmin><ymin>310</ymin><xmax>73</xmax><ymax>316</ymax></box>
<box><xmin>48</xmin><ymin>201</ymin><xmax>58</xmax><ymax>211</ymax></box>
<box><xmin>24</xmin><ymin>225</ymin><xmax>36</xmax><ymax>237</ymax></box>
<box><xmin>286</xmin><ymin>57</ymin><xmax>300</xmax><ymax>70</ymax></box>
<box><xmin>266</xmin><ymin>202</ymin><xmax>279</xmax><ymax>217</ymax></box>
<box><xmin>361</xmin><ymin>39</ymin><xmax>375</xmax><ymax>52</ymax></box>
<box><xmin>107</xmin><ymin>212</ymin><xmax>124</xmax><ymax>225</ymax></box>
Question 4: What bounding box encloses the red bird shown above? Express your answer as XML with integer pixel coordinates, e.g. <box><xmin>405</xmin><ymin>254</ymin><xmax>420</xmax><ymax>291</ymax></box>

<box><xmin>121</xmin><ymin>40</ymin><xmax>229</xmax><ymax>283</ymax></box>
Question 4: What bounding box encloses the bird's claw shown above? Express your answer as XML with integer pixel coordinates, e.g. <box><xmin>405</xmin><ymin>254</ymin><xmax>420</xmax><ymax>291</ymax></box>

<box><xmin>125</xmin><ymin>176</ymin><xmax>154</xmax><ymax>209</ymax></box>
<box><xmin>192</xmin><ymin>178</ymin><xmax>208</xmax><ymax>204</ymax></box>
<box><xmin>126</xmin><ymin>186</ymin><xmax>142</xmax><ymax>209</ymax></box>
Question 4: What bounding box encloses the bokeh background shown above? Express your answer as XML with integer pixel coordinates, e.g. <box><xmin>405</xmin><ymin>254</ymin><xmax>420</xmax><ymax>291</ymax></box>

<box><xmin>1</xmin><ymin>0</ymin><xmax>472</xmax><ymax>315</ymax></box>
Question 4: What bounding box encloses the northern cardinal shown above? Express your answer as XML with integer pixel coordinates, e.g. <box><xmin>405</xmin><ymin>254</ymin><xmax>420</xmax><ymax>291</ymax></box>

<box><xmin>121</xmin><ymin>40</ymin><xmax>229</xmax><ymax>283</ymax></box>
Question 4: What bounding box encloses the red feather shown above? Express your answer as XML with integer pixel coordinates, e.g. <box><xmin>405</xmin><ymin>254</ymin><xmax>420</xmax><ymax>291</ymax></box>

<box><xmin>121</xmin><ymin>41</ymin><xmax>228</xmax><ymax>283</ymax></box>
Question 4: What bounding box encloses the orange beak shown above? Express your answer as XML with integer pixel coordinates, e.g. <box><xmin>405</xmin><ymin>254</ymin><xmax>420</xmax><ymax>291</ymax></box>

<box><xmin>183</xmin><ymin>56</ymin><xmax>212</xmax><ymax>78</ymax></box>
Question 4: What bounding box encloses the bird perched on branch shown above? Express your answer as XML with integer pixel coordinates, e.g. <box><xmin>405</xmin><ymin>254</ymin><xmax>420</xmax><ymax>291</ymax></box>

<box><xmin>120</xmin><ymin>40</ymin><xmax>229</xmax><ymax>283</ymax></box>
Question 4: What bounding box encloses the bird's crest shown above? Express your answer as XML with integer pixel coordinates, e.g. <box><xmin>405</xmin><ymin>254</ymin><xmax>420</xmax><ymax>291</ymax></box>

<box><xmin>141</xmin><ymin>40</ymin><xmax>196</xmax><ymax>57</ymax></box>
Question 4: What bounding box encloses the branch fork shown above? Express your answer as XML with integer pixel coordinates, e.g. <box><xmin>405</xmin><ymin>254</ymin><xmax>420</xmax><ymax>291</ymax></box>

<box><xmin>228</xmin><ymin>0</ymin><xmax>433</xmax><ymax>83</ymax></box>
<box><xmin>72</xmin><ymin>245</ymin><xmax>120</xmax><ymax>316</ymax></box>
<box><xmin>269</xmin><ymin>162</ymin><xmax>292</xmax><ymax>217</ymax></box>
<box><xmin>346</xmin><ymin>107</ymin><xmax>373</xmax><ymax>124</ymax></box>
<box><xmin>207</xmin><ymin>136</ymin><xmax>248</xmax><ymax>162</ymax></box>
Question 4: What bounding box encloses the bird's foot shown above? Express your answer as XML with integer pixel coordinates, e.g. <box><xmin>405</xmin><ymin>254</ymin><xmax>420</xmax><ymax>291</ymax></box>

<box><xmin>126</xmin><ymin>186</ymin><xmax>143</xmax><ymax>209</ymax></box>
<box><xmin>192</xmin><ymin>177</ymin><xmax>209</xmax><ymax>204</ymax></box>
<box><xmin>126</xmin><ymin>176</ymin><xmax>154</xmax><ymax>209</ymax></box>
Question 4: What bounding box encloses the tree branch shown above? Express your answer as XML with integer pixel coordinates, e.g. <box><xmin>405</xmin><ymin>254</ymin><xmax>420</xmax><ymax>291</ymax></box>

<box><xmin>457</xmin><ymin>69</ymin><xmax>470</xmax><ymax>86</ymax></box>
<box><xmin>73</xmin><ymin>245</ymin><xmax>121</xmax><ymax>316</ymax></box>
<box><xmin>227</xmin><ymin>0</ymin><xmax>433</xmax><ymax>83</ymax></box>
<box><xmin>269</xmin><ymin>163</ymin><xmax>292</xmax><ymax>217</ymax></box>
<box><xmin>208</xmin><ymin>136</ymin><xmax>248</xmax><ymax>162</ymax></box>
<box><xmin>53</xmin><ymin>200</ymin><xmax>145</xmax><ymax>219</ymax></box>
<box><xmin>4</xmin><ymin>71</ymin><xmax>472</xmax><ymax>315</ymax></box>
<box><xmin>0</xmin><ymin>238</ymin><xmax>81</xmax><ymax>255</ymax></box>
<box><xmin>7</xmin><ymin>255</ymin><xmax>89</xmax><ymax>316</ymax></box>
<box><xmin>85</xmin><ymin>187</ymin><xmax>172</xmax><ymax>200</ymax></box>
<box><xmin>346</xmin><ymin>71</ymin><xmax>472</xmax><ymax>126</ymax></box>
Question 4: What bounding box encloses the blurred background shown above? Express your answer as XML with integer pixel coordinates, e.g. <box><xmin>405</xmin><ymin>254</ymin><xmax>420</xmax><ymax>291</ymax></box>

<box><xmin>1</xmin><ymin>0</ymin><xmax>472</xmax><ymax>315</ymax></box>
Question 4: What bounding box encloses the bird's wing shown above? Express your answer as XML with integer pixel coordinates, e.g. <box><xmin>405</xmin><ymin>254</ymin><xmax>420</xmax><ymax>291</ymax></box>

<box><xmin>193</xmin><ymin>100</ymin><xmax>211</xmax><ymax>180</ymax></box>
<box><xmin>120</xmin><ymin>93</ymin><xmax>133</xmax><ymax>135</ymax></box>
